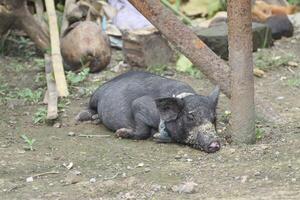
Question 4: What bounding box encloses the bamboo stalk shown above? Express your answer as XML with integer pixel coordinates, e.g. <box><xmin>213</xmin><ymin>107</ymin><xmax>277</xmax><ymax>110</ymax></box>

<box><xmin>45</xmin><ymin>0</ymin><xmax>69</xmax><ymax>97</ymax></box>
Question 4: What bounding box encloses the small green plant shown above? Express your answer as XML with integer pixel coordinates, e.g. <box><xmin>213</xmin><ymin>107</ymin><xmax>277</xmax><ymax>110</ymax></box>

<box><xmin>67</xmin><ymin>68</ymin><xmax>90</xmax><ymax>85</ymax></box>
<box><xmin>255</xmin><ymin>127</ymin><xmax>264</xmax><ymax>140</ymax></box>
<box><xmin>34</xmin><ymin>58</ymin><xmax>45</xmax><ymax>69</ymax></box>
<box><xmin>17</xmin><ymin>88</ymin><xmax>43</xmax><ymax>103</ymax></box>
<box><xmin>33</xmin><ymin>107</ymin><xmax>47</xmax><ymax>124</ymax></box>
<box><xmin>0</xmin><ymin>83</ymin><xmax>9</xmax><ymax>96</ymax></box>
<box><xmin>35</xmin><ymin>72</ymin><xmax>46</xmax><ymax>84</ymax></box>
<box><xmin>288</xmin><ymin>0</ymin><xmax>300</xmax><ymax>5</ymax></box>
<box><xmin>287</xmin><ymin>77</ymin><xmax>300</xmax><ymax>88</ymax></box>
<box><xmin>147</xmin><ymin>65</ymin><xmax>168</xmax><ymax>75</ymax></box>
<box><xmin>21</xmin><ymin>134</ymin><xmax>36</xmax><ymax>151</ymax></box>
<box><xmin>220</xmin><ymin>110</ymin><xmax>231</xmax><ymax>123</ymax></box>
<box><xmin>58</xmin><ymin>98</ymin><xmax>71</xmax><ymax>112</ymax></box>
<box><xmin>0</xmin><ymin>83</ymin><xmax>10</xmax><ymax>104</ymax></box>
<box><xmin>176</xmin><ymin>54</ymin><xmax>202</xmax><ymax>79</ymax></box>
<box><xmin>6</xmin><ymin>60</ymin><xmax>25</xmax><ymax>72</ymax></box>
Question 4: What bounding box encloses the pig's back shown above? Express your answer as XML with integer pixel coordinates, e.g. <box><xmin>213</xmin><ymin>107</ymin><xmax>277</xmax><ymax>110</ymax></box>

<box><xmin>90</xmin><ymin>71</ymin><xmax>194</xmax><ymax>130</ymax></box>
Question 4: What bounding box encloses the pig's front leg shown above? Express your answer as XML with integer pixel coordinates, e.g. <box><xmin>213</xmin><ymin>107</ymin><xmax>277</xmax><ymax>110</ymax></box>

<box><xmin>115</xmin><ymin>96</ymin><xmax>160</xmax><ymax>140</ymax></box>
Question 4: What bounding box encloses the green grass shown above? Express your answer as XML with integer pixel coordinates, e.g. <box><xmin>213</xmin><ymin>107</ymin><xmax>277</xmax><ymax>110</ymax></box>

<box><xmin>147</xmin><ymin>65</ymin><xmax>168</xmax><ymax>75</ymax></box>
<box><xmin>16</xmin><ymin>88</ymin><xmax>43</xmax><ymax>104</ymax></box>
<box><xmin>66</xmin><ymin>68</ymin><xmax>90</xmax><ymax>86</ymax></box>
<box><xmin>287</xmin><ymin>77</ymin><xmax>300</xmax><ymax>88</ymax></box>
<box><xmin>58</xmin><ymin>98</ymin><xmax>71</xmax><ymax>112</ymax></box>
<box><xmin>6</xmin><ymin>60</ymin><xmax>25</xmax><ymax>72</ymax></box>
<box><xmin>32</xmin><ymin>107</ymin><xmax>47</xmax><ymax>124</ymax></box>
<box><xmin>288</xmin><ymin>0</ymin><xmax>300</xmax><ymax>4</ymax></box>
<box><xmin>254</xmin><ymin>52</ymin><xmax>295</xmax><ymax>71</ymax></box>
<box><xmin>21</xmin><ymin>134</ymin><xmax>36</xmax><ymax>151</ymax></box>
<box><xmin>255</xmin><ymin>127</ymin><xmax>264</xmax><ymax>141</ymax></box>
<box><xmin>0</xmin><ymin>86</ymin><xmax>43</xmax><ymax>105</ymax></box>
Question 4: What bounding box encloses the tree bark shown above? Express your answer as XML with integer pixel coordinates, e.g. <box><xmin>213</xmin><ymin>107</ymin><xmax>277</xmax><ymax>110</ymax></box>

<box><xmin>228</xmin><ymin>0</ymin><xmax>256</xmax><ymax>144</ymax></box>
<box><xmin>128</xmin><ymin>0</ymin><xmax>231</xmax><ymax>98</ymax></box>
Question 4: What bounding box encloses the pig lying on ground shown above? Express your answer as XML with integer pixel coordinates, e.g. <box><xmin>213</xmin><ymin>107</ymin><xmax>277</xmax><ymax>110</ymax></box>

<box><xmin>77</xmin><ymin>71</ymin><xmax>221</xmax><ymax>153</ymax></box>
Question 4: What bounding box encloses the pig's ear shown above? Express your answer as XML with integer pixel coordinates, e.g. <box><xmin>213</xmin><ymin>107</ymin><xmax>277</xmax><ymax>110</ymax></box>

<box><xmin>209</xmin><ymin>86</ymin><xmax>220</xmax><ymax>108</ymax></box>
<box><xmin>155</xmin><ymin>97</ymin><xmax>184</xmax><ymax>121</ymax></box>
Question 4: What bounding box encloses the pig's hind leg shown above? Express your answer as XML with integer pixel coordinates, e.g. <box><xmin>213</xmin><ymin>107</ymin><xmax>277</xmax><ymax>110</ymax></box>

<box><xmin>116</xmin><ymin>96</ymin><xmax>160</xmax><ymax>140</ymax></box>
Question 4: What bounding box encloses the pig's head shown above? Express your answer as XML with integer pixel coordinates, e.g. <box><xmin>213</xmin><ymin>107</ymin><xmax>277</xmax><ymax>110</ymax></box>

<box><xmin>155</xmin><ymin>87</ymin><xmax>220</xmax><ymax>153</ymax></box>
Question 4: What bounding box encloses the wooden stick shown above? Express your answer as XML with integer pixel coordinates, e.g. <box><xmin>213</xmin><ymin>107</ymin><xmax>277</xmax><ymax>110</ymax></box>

<box><xmin>78</xmin><ymin>134</ymin><xmax>111</xmax><ymax>138</ymax></box>
<box><xmin>45</xmin><ymin>0</ymin><xmax>69</xmax><ymax>97</ymax></box>
<box><xmin>44</xmin><ymin>53</ymin><xmax>58</xmax><ymax>120</ymax></box>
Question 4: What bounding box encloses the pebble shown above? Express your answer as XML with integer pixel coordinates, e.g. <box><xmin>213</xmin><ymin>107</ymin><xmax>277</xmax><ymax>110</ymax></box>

<box><xmin>144</xmin><ymin>168</ymin><xmax>151</xmax><ymax>173</ymax></box>
<box><xmin>89</xmin><ymin>178</ymin><xmax>96</xmax><ymax>183</ymax></box>
<box><xmin>288</xmin><ymin>61</ymin><xmax>298</xmax><ymax>67</ymax></box>
<box><xmin>124</xmin><ymin>192</ymin><xmax>135</xmax><ymax>199</ymax></box>
<box><xmin>53</xmin><ymin>123</ymin><xmax>61</xmax><ymax>128</ymax></box>
<box><xmin>26</xmin><ymin>177</ymin><xmax>33</xmax><ymax>182</ymax></box>
<box><xmin>68</xmin><ymin>132</ymin><xmax>75</xmax><ymax>137</ymax></box>
<box><xmin>241</xmin><ymin>175</ymin><xmax>248</xmax><ymax>183</ymax></box>
<box><xmin>151</xmin><ymin>184</ymin><xmax>161</xmax><ymax>192</ymax></box>
<box><xmin>276</xmin><ymin>96</ymin><xmax>285</xmax><ymax>100</ymax></box>
<box><xmin>171</xmin><ymin>182</ymin><xmax>198</xmax><ymax>194</ymax></box>
<box><xmin>137</xmin><ymin>162</ymin><xmax>144</xmax><ymax>167</ymax></box>
<box><xmin>229</xmin><ymin>148</ymin><xmax>236</xmax><ymax>154</ymax></box>
<box><xmin>254</xmin><ymin>171</ymin><xmax>261</xmax><ymax>176</ymax></box>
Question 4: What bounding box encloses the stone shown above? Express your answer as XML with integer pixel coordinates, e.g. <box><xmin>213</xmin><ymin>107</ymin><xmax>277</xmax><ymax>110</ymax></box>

<box><xmin>68</xmin><ymin>132</ymin><xmax>75</xmax><ymax>137</ymax></box>
<box><xmin>122</xmin><ymin>28</ymin><xmax>174</xmax><ymax>68</ymax></box>
<box><xmin>171</xmin><ymin>182</ymin><xmax>198</xmax><ymax>194</ymax></box>
<box><xmin>193</xmin><ymin>23</ymin><xmax>272</xmax><ymax>60</ymax></box>
<box><xmin>289</xmin><ymin>13</ymin><xmax>300</xmax><ymax>28</ymax></box>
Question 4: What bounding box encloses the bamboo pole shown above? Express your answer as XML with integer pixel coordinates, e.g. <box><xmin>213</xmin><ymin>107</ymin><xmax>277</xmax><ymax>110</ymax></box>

<box><xmin>45</xmin><ymin>0</ymin><xmax>69</xmax><ymax>97</ymax></box>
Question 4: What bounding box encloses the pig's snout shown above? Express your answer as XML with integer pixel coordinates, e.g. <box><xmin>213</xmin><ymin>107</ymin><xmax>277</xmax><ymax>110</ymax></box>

<box><xmin>207</xmin><ymin>141</ymin><xmax>221</xmax><ymax>153</ymax></box>
<box><xmin>186</xmin><ymin>122</ymin><xmax>221</xmax><ymax>153</ymax></box>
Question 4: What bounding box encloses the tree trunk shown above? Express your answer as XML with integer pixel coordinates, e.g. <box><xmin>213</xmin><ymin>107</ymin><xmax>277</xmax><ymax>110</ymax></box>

<box><xmin>228</xmin><ymin>0</ymin><xmax>256</xmax><ymax>144</ymax></box>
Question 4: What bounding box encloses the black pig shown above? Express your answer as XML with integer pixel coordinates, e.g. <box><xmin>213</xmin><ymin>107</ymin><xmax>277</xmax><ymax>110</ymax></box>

<box><xmin>77</xmin><ymin>71</ymin><xmax>221</xmax><ymax>153</ymax></box>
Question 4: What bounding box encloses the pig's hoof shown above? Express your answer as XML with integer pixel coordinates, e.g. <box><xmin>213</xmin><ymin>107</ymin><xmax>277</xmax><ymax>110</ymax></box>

<box><xmin>75</xmin><ymin>110</ymin><xmax>94</xmax><ymax>122</ymax></box>
<box><xmin>115</xmin><ymin>128</ymin><xmax>133</xmax><ymax>138</ymax></box>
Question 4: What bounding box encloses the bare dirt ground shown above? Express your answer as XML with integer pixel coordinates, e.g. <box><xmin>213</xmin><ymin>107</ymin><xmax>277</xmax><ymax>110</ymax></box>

<box><xmin>0</xmin><ymin>29</ymin><xmax>300</xmax><ymax>199</ymax></box>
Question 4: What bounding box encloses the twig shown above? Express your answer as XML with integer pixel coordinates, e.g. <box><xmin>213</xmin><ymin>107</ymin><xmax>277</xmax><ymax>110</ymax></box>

<box><xmin>32</xmin><ymin>171</ymin><xmax>60</xmax><ymax>178</ymax></box>
<box><xmin>78</xmin><ymin>134</ymin><xmax>111</xmax><ymax>138</ymax></box>
<box><xmin>104</xmin><ymin>172</ymin><xmax>120</xmax><ymax>180</ymax></box>
<box><xmin>287</xmin><ymin>67</ymin><xmax>295</xmax><ymax>74</ymax></box>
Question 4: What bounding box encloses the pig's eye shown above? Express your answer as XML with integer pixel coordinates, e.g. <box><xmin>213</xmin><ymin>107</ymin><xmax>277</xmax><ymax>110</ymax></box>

<box><xmin>187</xmin><ymin>113</ymin><xmax>195</xmax><ymax>121</ymax></box>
